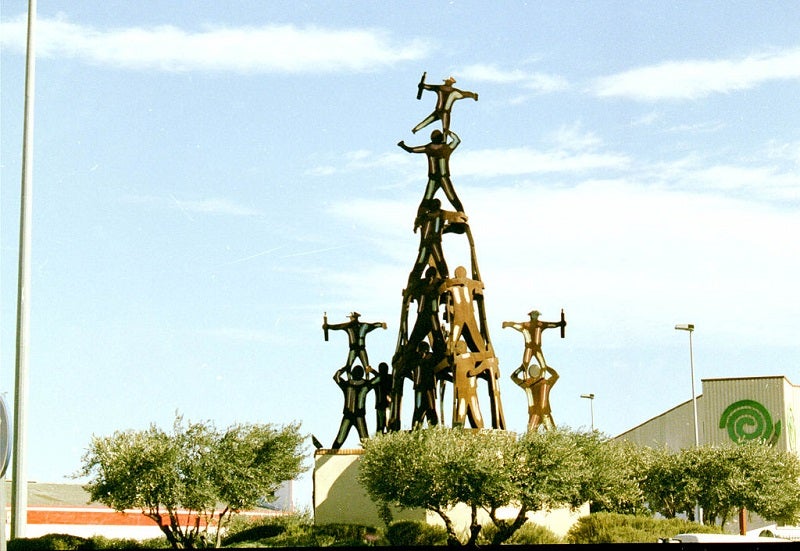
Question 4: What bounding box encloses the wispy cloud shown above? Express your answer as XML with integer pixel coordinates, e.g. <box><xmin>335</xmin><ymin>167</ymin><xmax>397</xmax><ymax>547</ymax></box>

<box><xmin>456</xmin><ymin>147</ymin><xmax>630</xmax><ymax>177</ymax></box>
<box><xmin>0</xmin><ymin>14</ymin><xmax>427</xmax><ymax>72</ymax></box>
<box><xmin>124</xmin><ymin>194</ymin><xmax>262</xmax><ymax>216</ymax></box>
<box><xmin>592</xmin><ymin>47</ymin><xmax>800</xmax><ymax>101</ymax></box>
<box><xmin>459</xmin><ymin>63</ymin><xmax>569</xmax><ymax>93</ymax></box>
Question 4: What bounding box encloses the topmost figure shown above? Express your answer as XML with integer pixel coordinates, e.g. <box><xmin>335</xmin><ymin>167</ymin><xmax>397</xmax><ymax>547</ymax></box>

<box><xmin>413</xmin><ymin>73</ymin><xmax>478</xmax><ymax>136</ymax></box>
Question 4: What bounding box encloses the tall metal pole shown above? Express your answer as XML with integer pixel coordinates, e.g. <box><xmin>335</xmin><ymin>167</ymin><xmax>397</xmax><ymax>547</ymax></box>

<box><xmin>675</xmin><ymin>323</ymin><xmax>701</xmax><ymax>524</ymax></box>
<box><xmin>12</xmin><ymin>0</ymin><xmax>37</xmax><ymax>539</ymax></box>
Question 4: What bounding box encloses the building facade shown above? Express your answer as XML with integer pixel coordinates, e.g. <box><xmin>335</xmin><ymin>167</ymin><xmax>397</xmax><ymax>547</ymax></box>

<box><xmin>617</xmin><ymin>375</ymin><xmax>798</xmax><ymax>453</ymax></box>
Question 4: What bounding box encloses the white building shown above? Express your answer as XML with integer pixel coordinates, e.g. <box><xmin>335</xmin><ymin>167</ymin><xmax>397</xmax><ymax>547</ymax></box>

<box><xmin>617</xmin><ymin>375</ymin><xmax>798</xmax><ymax>453</ymax></box>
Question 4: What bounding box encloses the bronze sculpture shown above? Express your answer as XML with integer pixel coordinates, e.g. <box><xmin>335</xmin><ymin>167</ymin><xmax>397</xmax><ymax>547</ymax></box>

<box><xmin>331</xmin><ymin>364</ymin><xmax>377</xmax><ymax>449</ymax></box>
<box><xmin>398</xmin><ymin>130</ymin><xmax>466</xmax><ymax>214</ymax></box>
<box><xmin>503</xmin><ymin>310</ymin><xmax>566</xmax><ymax>431</ymax></box>
<box><xmin>323</xmin><ymin>312</ymin><xmax>387</xmax><ymax>370</ymax></box>
<box><xmin>388</xmin><ymin>74</ymin><xmax>506</xmax><ymax>431</ymax></box>
<box><xmin>412</xmin><ymin>73</ymin><xmax>478</xmax><ymax>136</ymax></box>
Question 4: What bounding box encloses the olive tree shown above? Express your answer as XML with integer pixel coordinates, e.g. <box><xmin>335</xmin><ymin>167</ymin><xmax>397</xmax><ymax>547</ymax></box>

<box><xmin>359</xmin><ymin>427</ymin><xmax>629</xmax><ymax>546</ymax></box>
<box><xmin>639</xmin><ymin>442</ymin><xmax>800</xmax><ymax>526</ymax></box>
<box><xmin>359</xmin><ymin>427</ymin><xmax>517</xmax><ymax>546</ymax></box>
<box><xmin>77</xmin><ymin>415</ymin><xmax>306</xmax><ymax>549</ymax></box>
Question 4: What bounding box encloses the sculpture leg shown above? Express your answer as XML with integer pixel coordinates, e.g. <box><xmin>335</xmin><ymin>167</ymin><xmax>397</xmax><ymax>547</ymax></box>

<box><xmin>332</xmin><ymin>417</ymin><xmax>353</xmax><ymax>449</ymax></box>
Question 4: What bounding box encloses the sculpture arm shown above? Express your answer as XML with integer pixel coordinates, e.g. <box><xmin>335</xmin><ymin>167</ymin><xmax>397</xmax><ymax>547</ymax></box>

<box><xmin>447</xmin><ymin>131</ymin><xmax>461</xmax><ymax>150</ymax></box>
<box><xmin>397</xmin><ymin>141</ymin><xmax>425</xmax><ymax>154</ymax></box>
<box><xmin>325</xmin><ymin>321</ymin><xmax>351</xmax><ymax>331</ymax></box>
<box><xmin>510</xmin><ymin>365</ymin><xmax>525</xmax><ymax>384</ymax></box>
<box><xmin>502</xmin><ymin>321</ymin><xmax>524</xmax><ymax>332</ymax></box>
<box><xmin>333</xmin><ymin>367</ymin><xmax>347</xmax><ymax>384</ymax></box>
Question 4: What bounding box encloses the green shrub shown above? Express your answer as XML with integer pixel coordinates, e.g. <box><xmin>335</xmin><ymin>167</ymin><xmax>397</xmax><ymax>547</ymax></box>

<box><xmin>9</xmin><ymin>534</ymin><xmax>92</xmax><ymax>550</ymax></box>
<box><xmin>313</xmin><ymin>523</ymin><xmax>381</xmax><ymax>546</ymax></box>
<box><xmin>85</xmin><ymin>536</ymin><xmax>168</xmax><ymax>549</ymax></box>
<box><xmin>567</xmin><ymin>512</ymin><xmax>723</xmax><ymax>543</ymax></box>
<box><xmin>506</xmin><ymin>522</ymin><xmax>563</xmax><ymax>544</ymax></box>
<box><xmin>386</xmin><ymin>520</ymin><xmax>448</xmax><ymax>546</ymax></box>
<box><xmin>222</xmin><ymin>512</ymin><xmax>315</xmax><ymax>547</ymax></box>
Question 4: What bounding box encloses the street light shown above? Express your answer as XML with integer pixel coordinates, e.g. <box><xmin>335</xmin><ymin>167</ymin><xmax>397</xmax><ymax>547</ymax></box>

<box><xmin>674</xmin><ymin>324</ymin><xmax>699</xmax><ymax>447</ymax></box>
<box><xmin>675</xmin><ymin>323</ymin><xmax>701</xmax><ymax>524</ymax></box>
<box><xmin>580</xmin><ymin>393</ymin><xmax>595</xmax><ymax>431</ymax></box>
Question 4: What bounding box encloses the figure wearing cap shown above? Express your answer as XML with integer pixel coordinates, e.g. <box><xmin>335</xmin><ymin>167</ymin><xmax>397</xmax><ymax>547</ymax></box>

<box><xmin>412</xmin><ymin>75</ymin><xmax>478</xmax><ymax>136</ymax></box>
<box><xmin>323</xmin><ymin>312</ymin><xmax>387</xmax><ymax>371</ymax></box>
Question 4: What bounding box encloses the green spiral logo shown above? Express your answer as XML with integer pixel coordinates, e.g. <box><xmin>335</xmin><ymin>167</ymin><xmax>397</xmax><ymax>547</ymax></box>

<box><xmin>719</xmin><ymin>399</ymin><xmax>781</xmax><ymax>445</ymax></box>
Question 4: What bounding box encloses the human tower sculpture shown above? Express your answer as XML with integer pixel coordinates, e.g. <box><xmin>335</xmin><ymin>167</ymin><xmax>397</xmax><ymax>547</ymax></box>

<box><xmin>322</xmin><ymin>74</ymin><xmax>566</xmax><ymax>448</ymax></box>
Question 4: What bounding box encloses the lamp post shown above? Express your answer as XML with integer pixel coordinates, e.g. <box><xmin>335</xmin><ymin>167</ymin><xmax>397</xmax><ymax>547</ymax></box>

<box><xmin>675</xmin><ymin>323</ymin><xmax>701</xmax><ymax>524</ymax></box>
<box><xmin>674</xmin><ymin>324</ymin><xmax>699</xmax><ymax>447</ymax></box>
<box><xmin>580</xmin><ymin>393</ymin><xmax>595</xmax><ymax>431</ymax></box>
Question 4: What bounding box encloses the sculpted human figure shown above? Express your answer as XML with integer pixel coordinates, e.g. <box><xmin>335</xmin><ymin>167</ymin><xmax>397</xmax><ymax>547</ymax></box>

<box><xmin>502</xmin><ymin>310</ymin><xmax>565</xmax><ymax>372</ymax></box>
<box><xmin>503</xmin><ymin>310</ymin><xmax>566</xmax><ymax>431</ymax></box>
<box><xmin>440</xmin><ymin>265</ymin><xmax>487</xmax><ymax>355</ymax></box>
<box><xmin>452</xmin><ymin>342</ymin><xmax>485</xmax><ymax>429</ymax></box>
<box><xmin>411</xmin><ymin>342</ymin><xmax>439</xmax><ymax>429</ymax></box>
<box><xmin>331</xmin><ymin>365</ymin><xmax>375</xmax><ymax>449</ymax></box>
<box><xmin>398</xmin><ymin>129</ymin><xmax>465</xmax><ymax>213</ymax></box>
<box><xmin>409</xmin><ymin>199</ymin><xmax>467</xmax><ymax>281</ymax></box>
<box><xmin>413</xmin><ymin>74</ymin><xmax>478</xmax><ymax>136</ymax></box>
<box><xmin>510</xmin><ymin>364</ymin><xmax>559</xmax><ymax>432</ymax></box>
<box><xmin>374</xmin><ymin>362</ymin><xmax>392</xmax><ymax>434</ymax></box>
<box><xmin>323</xmin><ymin>311</ymin><xmax>387</xmax><ymax>370</ymax></box>
<box><xmin>406</xmin><ymin>266</ymin><xmax>447</xmax><ymax>363</ymax></box>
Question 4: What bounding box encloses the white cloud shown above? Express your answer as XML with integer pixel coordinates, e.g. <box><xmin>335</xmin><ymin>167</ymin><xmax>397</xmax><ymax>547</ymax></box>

<box><xmin>592</xmin><ymin>47</ymin><xmax>800</xmax><ymax>101</ymax></box>
<box><xmin>0</xmin><ymin>14</ymin><xmax>427</xmax><ymax>72</ymax></box>
<box><xmin>455</xmin><ymin>147</ymin><xmax>631</xmax><ymax>177</ymax></box>
<box><xmin>459</xmin><ymin>63</ymin><xmax>569</xmax><ymax>93</ymax></box>
<box><xmin>123</xmin><ymin>194</ymin><xmax>262</xmax><ymax>216</ymax></box>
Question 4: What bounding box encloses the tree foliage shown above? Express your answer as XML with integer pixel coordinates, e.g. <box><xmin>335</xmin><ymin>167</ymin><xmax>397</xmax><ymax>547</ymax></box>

<box><xmin>359</xmin><ymin>427</ymin><xmax>800</xmax><ymax>544</ymax></box>
<box><xmin>639</xmin><ymin>441</ymin><xmax>800</xmax><ymax>526</ymax></box>
<box><xmin>76</xmin><ymin>415</ymin><xmax>306</xmax><ymax>549</ymax></box>
<box><xmin>359</xmin><ymin>427</ymin><xmax>632</xmax><ymax>546</ymax></box>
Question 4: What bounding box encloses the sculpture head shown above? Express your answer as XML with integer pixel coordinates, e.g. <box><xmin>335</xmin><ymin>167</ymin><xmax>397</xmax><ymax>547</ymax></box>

<box><xmin>430</xmin><ymin>129</ymin><xmax>444</xmax><ymax>144</ymax></box>
<box><xmin>527</xmin><ymin>364</ymin><xmax>542</xmax><ymax>379</ymax></box>
<box><xmin>351</xmin><ymin>365</ymin><xmax>364</xmax><ymax>380</ymax></box>
<box><xmin>443</xmin><ymin>76</ymin><xmax>456</xmax><ymax>85</ymax></box>
<box><xmin>349</xmin><ymin>311</ymin><xmax>361</xmax><ymax>321</ymax></box>
<box><xmin>528</xmin><ymin>310</ymin><xmax>541</xmax><ymax>320</ymax></box>
<box><xmin>454</xmin><ymin>266</ymin><xmax>467</xmax><ymax>279</ymax></box>
<box><xmin>378</xmin><ymin>362</ymin><xmax>389</xmax><ymax>375</ymax></box>
<box><xmin>424</xmin><ymin>266</ymin><xmax>438</xmax><ymax>280</ymax></box>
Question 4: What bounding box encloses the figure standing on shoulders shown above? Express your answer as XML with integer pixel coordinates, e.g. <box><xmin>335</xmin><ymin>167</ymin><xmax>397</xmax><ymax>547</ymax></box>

<box><xmin>323</xmin><ymin>312</ymin><xmax>387</xmax><ymax>370</ymax></box>
<box><xmin>502</xmin><ymin>310</ymin><xmax>565</xmax><ymax>372</ymax></box>
<box><xmin>413</xmin><ymin>74</ymin><xmax>478</xmax><ymax>136</ymax></box>
<box><xmin>398</xmin><ymin>130</ymin><xmax>465</xmax><ymax>214</ymax></box>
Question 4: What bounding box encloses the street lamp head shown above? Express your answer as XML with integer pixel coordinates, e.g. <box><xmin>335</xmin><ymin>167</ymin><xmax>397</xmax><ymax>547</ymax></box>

<box><xmin>675</xmin><ymin>323</ymin><xmax>694</xmax><ymax>332</ymax></box>
<box><xmin>580</xmin><ymin>393</ymin><xmax>595</xmax><ymax>400</ymax></box>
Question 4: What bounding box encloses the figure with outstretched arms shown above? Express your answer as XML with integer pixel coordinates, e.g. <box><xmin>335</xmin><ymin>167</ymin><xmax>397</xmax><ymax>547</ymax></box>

<box><xmin>323</xmin><ymin>311</ymin><xmax>387</xmax><ymax>370</ymax></box>
<box><xmin>413</xmin><ymin>74</ymin><xmax>478</xmax><ymax>136</ymax></box>
<box><xmin>504</xmin><ymin>309</ymin><xmax>565</xmax><ymax>431</ymax></box>
<box><xmin>398</xmin><ymin>130</ymin><xmax>465</xmax><ymax>213</ymax></box>
<box><xmin>502</xmin><ymin>310</ymin><xmax>565</xmax><ymax>372</ymax></box>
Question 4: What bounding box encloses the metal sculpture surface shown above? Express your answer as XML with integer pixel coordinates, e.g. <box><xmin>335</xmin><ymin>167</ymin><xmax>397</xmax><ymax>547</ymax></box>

<box><xmin>389</xmin><ymin>74</ymin><xmax>506</xmax><ymax>431</ymax></box>
<box><xmin>323</xmin><ymin>312</ymin><xmax>387</xmax><ymax>447</ymax></box>
<box><xmin>331</xmin><ymin>364</ymin><xmax>377</xmax><ymax>449</ymax></box>
<box><xmin>323</xmin><ymin>311</ymin><xmax>387</xmax><ymax>370</ymax></box>
<box><xmin>503</xmin><ymin>310</ymin><xmax>567</xmax><ymax>431</ymax></box>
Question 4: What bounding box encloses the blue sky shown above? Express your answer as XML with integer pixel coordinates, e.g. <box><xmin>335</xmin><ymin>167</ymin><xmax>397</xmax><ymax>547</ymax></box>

<box><xmin>2</xmin><ymin>2</ymin><xmax>799</xmax><ymax>510</ymax></box>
